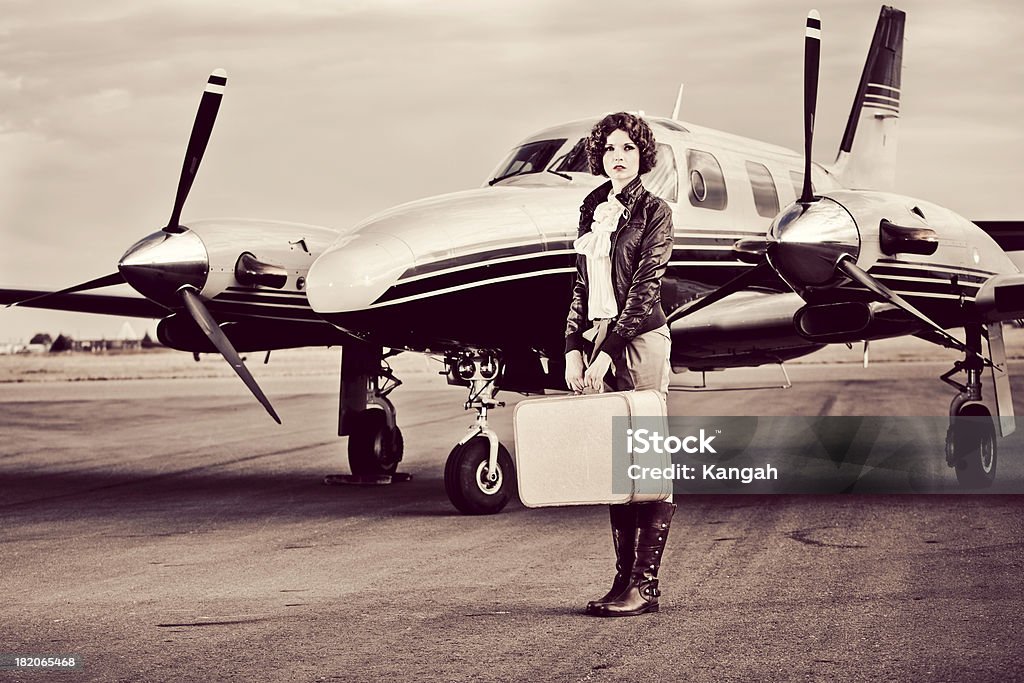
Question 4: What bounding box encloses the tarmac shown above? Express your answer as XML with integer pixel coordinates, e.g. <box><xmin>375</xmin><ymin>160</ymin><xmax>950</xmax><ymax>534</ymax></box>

<box><xmin>2</xmin><ymin>358</ymin><xmax>1023</xmax><ymax>681</ymax></box>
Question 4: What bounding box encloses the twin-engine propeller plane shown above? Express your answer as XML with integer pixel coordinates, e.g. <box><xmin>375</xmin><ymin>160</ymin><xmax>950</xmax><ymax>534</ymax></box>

<box><xmin>6</xmin><ymin>6</ymin><xmax>1023</xmax><ymax>512</ymax></box>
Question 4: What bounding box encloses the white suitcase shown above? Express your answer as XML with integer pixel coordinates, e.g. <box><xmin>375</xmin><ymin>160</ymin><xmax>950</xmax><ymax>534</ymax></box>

<box><xmin>513</xmin><ymin>390</ymin><xmax>672</xmax><ymax>507</ymax></box>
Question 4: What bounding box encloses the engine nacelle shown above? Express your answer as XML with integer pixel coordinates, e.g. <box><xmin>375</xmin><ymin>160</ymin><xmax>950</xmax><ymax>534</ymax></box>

<box><xmin>669</xmin><ymin>291</ymin><xmax>823</xmax><ymax>370</ymax></box>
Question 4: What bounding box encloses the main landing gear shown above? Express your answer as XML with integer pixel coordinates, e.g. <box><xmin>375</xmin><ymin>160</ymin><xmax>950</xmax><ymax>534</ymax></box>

<box><xmin>347</xmin><ymin>361</ymin><xmax>404</xmax><ymax>477</ymax></box>
<box><xmin>942</xmin><ymin>324</ymin><xmax>997</xmax><ymax>489</ymax></box>
<box><xmin>332</xmin><ymin>342</ymin><xmax>406</xmax><ymax>483</ymax></box>
<box><xmin>443</xmin><ymin>350</ymin><xmax>516</xmax><ymax>515</ymax></box>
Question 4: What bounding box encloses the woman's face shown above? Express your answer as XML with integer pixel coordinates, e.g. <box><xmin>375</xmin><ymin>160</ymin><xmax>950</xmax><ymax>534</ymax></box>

<box><xmin>602</xmin><ymin>128</ymin><xmax>640</xmax><ymax>185</ymax></box>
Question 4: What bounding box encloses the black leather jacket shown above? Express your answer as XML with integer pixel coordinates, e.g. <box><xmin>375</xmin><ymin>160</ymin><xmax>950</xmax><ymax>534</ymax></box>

<box><xmin>564</xmin><ymin>176</ymin><xmax>674</xmax><ymax>361</ymax></box>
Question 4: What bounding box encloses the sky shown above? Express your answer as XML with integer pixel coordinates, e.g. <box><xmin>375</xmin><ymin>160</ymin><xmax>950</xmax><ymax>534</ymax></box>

<box><xmin>2</xmin><ymin>0</ymin><xmax>1022</xmax><ymax>342</ymax></box>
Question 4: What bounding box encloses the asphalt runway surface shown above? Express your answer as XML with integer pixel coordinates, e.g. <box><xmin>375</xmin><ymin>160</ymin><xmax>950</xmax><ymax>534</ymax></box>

<box><xmin>2</xmin><ymin>359</ymin><xmax>1023</xmax><ymax>682</ymax></box>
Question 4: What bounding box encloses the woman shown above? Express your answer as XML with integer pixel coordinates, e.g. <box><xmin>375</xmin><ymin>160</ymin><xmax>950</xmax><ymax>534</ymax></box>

<box><xmin>564</xmin><ymin>112</ymin><xmax>676</xmax><ymax>617</ymax></box>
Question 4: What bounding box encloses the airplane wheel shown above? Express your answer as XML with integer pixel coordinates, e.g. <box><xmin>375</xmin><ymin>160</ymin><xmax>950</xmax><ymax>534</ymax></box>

<box><xmin>444</xmin><ymin>436</ymin><xmax>515</xmax><ymax>515</ymax></box>
<box><xmin>348</xmin><ymin>409</ymin><xmax>403</xmax><ymax>476</ymax></box>
<box><xmin>947</xmin><ymin>403</ymin><xmax>997</xmax><ymax>489</ymax></box>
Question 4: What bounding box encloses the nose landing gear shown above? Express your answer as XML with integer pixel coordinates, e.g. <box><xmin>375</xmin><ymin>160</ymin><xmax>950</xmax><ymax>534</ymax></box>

<box><xmin>443</xmin><ymin>350</ymin><xmax>516</xmax><ymax>514</ymax></box>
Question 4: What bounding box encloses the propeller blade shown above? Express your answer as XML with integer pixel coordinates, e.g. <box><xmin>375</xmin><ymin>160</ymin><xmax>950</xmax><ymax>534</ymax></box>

<box><xmin>667</xmin><ymin>262</ymin><xmax>774</xmax><ymax>324</ymax></box>
<box><xmin>6</xmin><ymin>272</ymin><xmax>125</xmax><ymax>308</ymax></box>
<box><xmin>836</xmin><ymin>258</ymin><xmax>991</xmax><ymax>366</ymax></box>
<box><xmin>801</xmin><ymin>10</ymin><xmax>821</xmax><ymax>204</ymax></box>
<box><xmin>179</xmin><ymin>285</ymin><xmax>282</xmax><ymax>424</ymax></box>
<box><xmin>166</xmin><ymin>69</ymin><xmax>227</xmax><ymax>232</ymax></box>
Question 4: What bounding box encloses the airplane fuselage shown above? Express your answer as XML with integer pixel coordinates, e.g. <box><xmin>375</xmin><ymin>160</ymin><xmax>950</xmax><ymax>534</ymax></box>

<box><xmin>299</xmin><ymin>116</ymin><xmax>1017</xmax><ymax>372</ymax></box>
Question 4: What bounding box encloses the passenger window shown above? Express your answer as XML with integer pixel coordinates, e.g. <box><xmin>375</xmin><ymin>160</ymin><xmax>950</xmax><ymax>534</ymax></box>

<box><xmin>643</xmin><ymin>144</ymin><xmax>678</xmax><ymax>203</ymax></box>
<box><xmin>745</xmin><ymin>161</ymin><xmax>780</xmax><ymax>218</ymax></box>
<box><xmin>686</xmin><ymin>150</ymin><xmax>727</xmax><ymax>210</ymax></box>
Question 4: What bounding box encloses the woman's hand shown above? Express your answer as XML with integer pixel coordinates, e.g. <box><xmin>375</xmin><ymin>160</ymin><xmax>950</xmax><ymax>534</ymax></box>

<box><xmin>583</xmin><ymin>351</ymin><xmax>612</xmax><ymax>393</ymax></box>
<box><xmin>565</xmin><ymin>350</ymin><xmax>585</xmax><ymax>394</ymax></box>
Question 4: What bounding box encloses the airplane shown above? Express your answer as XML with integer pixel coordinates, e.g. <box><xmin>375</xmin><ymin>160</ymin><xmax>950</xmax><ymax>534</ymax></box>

<box><xmin>5</xmin><ymin>5</ymin><xmax>1022</xmax><ymax>514</ymax></box>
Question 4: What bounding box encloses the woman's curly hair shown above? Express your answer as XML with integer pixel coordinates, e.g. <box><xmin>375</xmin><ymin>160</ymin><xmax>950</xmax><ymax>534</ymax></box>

<box><xmin>586</xmin><ymin>112</ymin><xmax>658</xmax><ymax>177</ymax></box>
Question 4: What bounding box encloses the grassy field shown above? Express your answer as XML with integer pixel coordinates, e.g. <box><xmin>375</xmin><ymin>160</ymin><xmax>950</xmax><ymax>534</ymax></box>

<box><xmin>2</xmin><ymin>327</ymin><xmax>1023</xmax><ymax>383</ymax></box>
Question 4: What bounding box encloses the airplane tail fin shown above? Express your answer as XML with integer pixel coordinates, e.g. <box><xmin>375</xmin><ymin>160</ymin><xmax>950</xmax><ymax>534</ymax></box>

<box><xmin>830</xmin><ymin>5</ymin><xmax>906</xmax><ymax>191</ymax></box>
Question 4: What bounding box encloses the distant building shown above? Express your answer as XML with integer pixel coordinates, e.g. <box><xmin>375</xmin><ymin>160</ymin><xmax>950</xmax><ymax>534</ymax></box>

<box><xmin>45</xmin><ymin>323</ymin><xmax>156</xmax><ymax>353</ymax></box>
<box><xmin>67</xmin><ymin>337</ymin><xmax>142</xmax><ymax>352</ymax></box>
<box><xmin>0</xmin><ymin>324</ymin><xmax>160</xmax><ymax>354</ymax></box>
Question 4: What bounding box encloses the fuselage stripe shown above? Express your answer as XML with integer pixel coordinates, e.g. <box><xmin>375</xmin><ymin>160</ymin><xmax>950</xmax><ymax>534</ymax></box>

<box><xmin>384</xmin><ymin>253</ymin><xmax>575</xmax><ymax>301</ymax></box>
<box><xmin>869</xmin><ymin>270</ymin><xmax>987</xmax><ymax>285</ymax></box>
<box><xmin>873</xmin><ymin>260</ymin><xmax>995</xmax><ymax>278</ymax></box>
<box><xmin>369</xmin><ymin>268</ymin><xmax>576</xmax><ymax>309</ymax></box>
<box><xmin>401</xmin><ymin>240</ymin><xmax>552</xmax><ymax>279</ymax></box>
<box><xmin>873</xmin><ymin>273</ymin><xmax>981</xmax><ymax>288</ymax></box>
<box><xmin>399</xmin><ymin>235</ymin><xmax>765</xmax><ymax>282</ymax></box>
<box><xmin>843</xmin><ymin>287</ymin><xmax>976</xmax><ymax>302</ymax></box>
<box><xmin>224</xmin><ymin>287</ymin><xmax>308</xmax><ymax>298</ymax></box>
<box><xmin>215</xmin><ymin>293</ymin><xmax>312</xmax><ymax>307</ymax></box>
<box><xmin>397</xmin><ymin>244</ymin><xmax>749</xmax><ymax>285</ymax></box>
<box><xmin>208</xmin><ymin>302</ymin><xmax>323</xmax><ymax>321</ymax></box>
<box><xmin>399</xmin><ymin>249</ymin><xmax>576</xmax><ymax>284</ymax></box>
<box><xmin>668</xmin><ymin>261</ymin><xmax>753</xmax><ymax>267</ymax></box>
<box><xmin>872</xmin><ymin>278</ymin><xmax>979</xmax><ymax>297</ymax></box>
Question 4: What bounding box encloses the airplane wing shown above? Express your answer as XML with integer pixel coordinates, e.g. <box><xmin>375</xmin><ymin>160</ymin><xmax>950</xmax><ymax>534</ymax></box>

<box><xmin>0</xmin><ymin>287</ymin><xmax>169</xmax><ymax>318</ymax></box>
<box><xmin>964</xmin><ymin>222</ymin><xmax>1024</xmax><ymax>322</ymax></box>
<box><xmin>973</xmin><ymin>274</ymin><xmax>1024</xmax><ymax>323</ymax></box>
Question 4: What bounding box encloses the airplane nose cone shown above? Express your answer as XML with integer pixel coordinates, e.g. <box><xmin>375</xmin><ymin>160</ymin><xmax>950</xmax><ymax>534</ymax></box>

<box><xmin>118</xmin><ymin>229</ymin><xmax>209</xmax><ymax>304</ymax></box>
<box><xmin>306</xmin><ymin>232</ymin><xmax>415</xmax><ymax>313</ymax></box>
<box><xmin>767</xmin><ymin>198</ymin><xmax>860</xmax><ymax>287</ymax></box>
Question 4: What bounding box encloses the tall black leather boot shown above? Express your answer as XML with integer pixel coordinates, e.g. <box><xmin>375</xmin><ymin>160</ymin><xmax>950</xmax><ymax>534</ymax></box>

<box><xmin>594</xmin><ymin>501</ymin><xmax>675</xmax><ymax>617</ymax></box>
<box><xmin>585</xmin><ymin>504</ymin><xmax>637</xmax><ymax>614</ymax></box>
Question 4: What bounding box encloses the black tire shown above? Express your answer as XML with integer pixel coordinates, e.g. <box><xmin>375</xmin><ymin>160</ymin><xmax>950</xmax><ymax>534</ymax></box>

<box><xmin>948</xmin><ymin>403</ymin><xmax>997</xmax><ymax>489</ymax></box>
<box><xmin>348</xmin><ymin>409</ymin><xmax>403</xmax><ymax>476</ymax></box>
<box><xmin>443</xmin><ymin>436</ymin><xmax>515</xmax><ymax>515</ymax></box>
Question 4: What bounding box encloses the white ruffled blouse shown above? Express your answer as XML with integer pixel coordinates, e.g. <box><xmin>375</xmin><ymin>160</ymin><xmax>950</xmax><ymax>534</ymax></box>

<box><xmin>573</xmin><ymin>193</ymin><xmax>624</xmax><ymax>320</ymax></box>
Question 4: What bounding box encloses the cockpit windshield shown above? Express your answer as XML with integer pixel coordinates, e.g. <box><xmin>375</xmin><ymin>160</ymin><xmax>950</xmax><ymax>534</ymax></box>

<box><xmin>488</xmin><ymin>139</ymin><xmax>566</xmax><ymax>185</ymax></box>
<box><xmin>552</xmin><ymin>137</ymin><xmax>589</xmax><ymax>173</ymax></box>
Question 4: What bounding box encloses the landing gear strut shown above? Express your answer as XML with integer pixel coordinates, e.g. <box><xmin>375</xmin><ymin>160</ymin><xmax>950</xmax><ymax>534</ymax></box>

<box><xmin>443</xmin><ymin>350</ymin><xmax>516</xmax><ymax>514</ymax></box>
<box><xmin>942</xmin><ymin>324</ymin><xmax>997</xmax><ymax>488</ymax></box>
<box><xmin>330</xmin><ymin>342</ymin><xmax>406</xmax><ymax>482</ymax></box>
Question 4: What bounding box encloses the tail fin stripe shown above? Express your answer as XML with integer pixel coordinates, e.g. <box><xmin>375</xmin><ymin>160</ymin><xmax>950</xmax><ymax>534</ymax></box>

<box><xmin>864</xmin><ymin>96</ymin><xmax>900</xmax><ymax>108</ymax></box>
<box><xmin>867</xmin><ymin>83</ymin><xmax>901</xmax><ymax>95</ymax></box>
<box><xmin>864</xmin><ymin>103</ymin><xmax>900</xmax><ymax>115</ymax></box>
